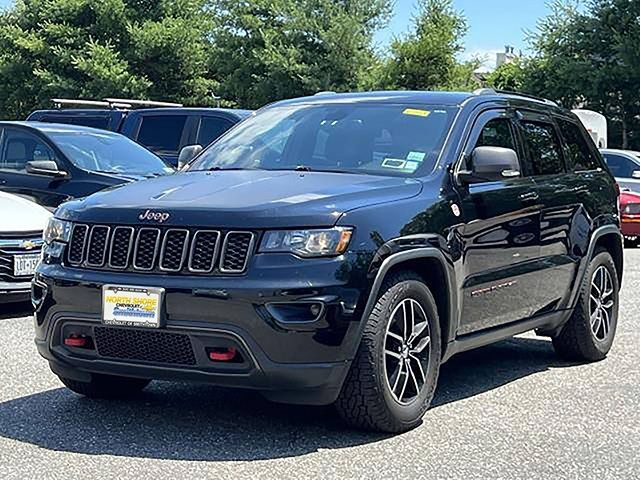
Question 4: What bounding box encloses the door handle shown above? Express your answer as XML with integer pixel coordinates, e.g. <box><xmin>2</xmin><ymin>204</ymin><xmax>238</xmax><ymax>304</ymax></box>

<box><xmin>519</xmin><ymin>191</ymin><xmax>539</xmax><ymax>202</ymax></box>
<box><xmin>0</xmin><ymin>179</ymin><xmax>6</xmax><ymax>185</ymax></box>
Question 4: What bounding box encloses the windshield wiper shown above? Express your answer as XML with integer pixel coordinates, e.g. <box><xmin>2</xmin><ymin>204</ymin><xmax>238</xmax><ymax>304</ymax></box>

<box><xmin>272</xmin><ymin>165</ymin><xmax>354</xmax><ymax>174</ymax></box>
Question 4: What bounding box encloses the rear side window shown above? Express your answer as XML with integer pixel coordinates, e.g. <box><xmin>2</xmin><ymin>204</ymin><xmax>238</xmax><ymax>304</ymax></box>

<box><xmin>39</xmin><ymin>115</ymin><xmax>110</xmax><ymax>130</ymax></box>
<box><xmin>520</xmin><ymin>121</ymin><xmax>564</xmax><ymax>175</ymax></box>
<box><xmin>602</xmin><ymin>153</ymin><xmax>639</xmax><ymax>178</ymax></box>
<box><xmin>197</xmin><ymin>116</ymin><xmax>233</xmax><ymax>146</ymax></box>
<box><xmin>557</xmin><ymin>119</ymin><xmax>601</xmax><ymax>171</ymax></box>
<box><xmin>137</xmin><ymin>115</ymin><xmax>187</xmax><ymax>154</ymax></box>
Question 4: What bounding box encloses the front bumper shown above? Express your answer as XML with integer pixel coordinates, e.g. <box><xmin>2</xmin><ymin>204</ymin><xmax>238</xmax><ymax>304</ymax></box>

<box><xmin>0</xmin><ymin>280</ymin><xmax>32</xmax><ymax>303</ymax></box>
<box><xmin>33</xmin><ymin>254</ymin><xmax>369</xmax><ymax>405</ymax></box>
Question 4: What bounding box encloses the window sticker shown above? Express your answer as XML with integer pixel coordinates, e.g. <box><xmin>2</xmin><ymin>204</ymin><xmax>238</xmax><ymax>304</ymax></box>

<box><xmin>406</xmin><ymin>151</ymin><xmax>426</xmax><ymax>162</ymax></box>
<box><xmin>402</xmin><ymin>161</ymin><xmax>420</xmax><ymax>173</ymax></box>
<box><xmin>382</xmin><ymin>158</ymin><xmax>407</xmax><ymax>169</ymax></box>
<box><xmin>403</xmin><ymin>108</ymin><xmax>431</xmax><ymax>117</ymax></box>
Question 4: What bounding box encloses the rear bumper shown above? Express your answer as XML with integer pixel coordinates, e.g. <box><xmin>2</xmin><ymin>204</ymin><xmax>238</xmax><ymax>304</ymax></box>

<box><xmin>621</xmin><ymin>217</ymin><xmax>640</xmax><ymax>237</ymax></box>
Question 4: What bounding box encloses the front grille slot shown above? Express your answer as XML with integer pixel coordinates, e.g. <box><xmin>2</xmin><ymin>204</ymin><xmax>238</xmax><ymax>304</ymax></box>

<box><xmin>220</xmin><ymin>232</ymin><xmax>255</xmax><ymax>273</ymax></box>
<box><xmin>133</xmin><ymin>228</ymin><xmax>160</xmax><ymax>270</ymax></box>
<box><xmin>66</xmin><ymin>224</ymin><xmax>254</xmax><ymax>275</ymax></box>
<box><xmin>67</xmin><ymin>225</ymin><xmax>88</xmax><ymax>265</ymax></box>
<box><xmin>86</xmin><ymin>226</ymin><xmax>110</xmax><ymax>266</ymax></box>
<box><xmin>109</xmin><ymin>227</ymin><xmax>134</xmax><ymax>269</ymax></box>
<box><xmin>160</xmin><ymin>229</ymin><xmax>189</xmax><ymax>271</ymax></box>
<box><xmin>94</xmin><ymin>326</ymin><xmax>196</xmax><ymax>365</ymax></box>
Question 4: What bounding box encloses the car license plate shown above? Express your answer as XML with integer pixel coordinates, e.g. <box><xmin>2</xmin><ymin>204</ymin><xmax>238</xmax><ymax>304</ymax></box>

<box><xmin>102</xmin><ymin>285</ymin><xmax>163</xmax><ymax>328</ymax></box>
<box><xmin>13</xmin><ymin>253</ymin><xmax>40</xmax><ymax>277</ymax></box>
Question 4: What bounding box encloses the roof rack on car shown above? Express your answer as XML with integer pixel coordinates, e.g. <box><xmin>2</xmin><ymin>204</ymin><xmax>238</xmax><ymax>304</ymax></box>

<box><xmin>493</xmin><ymin>90</ymin><xmax>558</xmax><ymax>106</ymax></box>
<box><xmin>103</xmin><ymin>98</ymin><xmax>183</xmax><ymax>108</ymax></box>
<box><xmin>51</xmin><ymin>98</ymin><xmax>183</xmax><ymax>110</ymax></box>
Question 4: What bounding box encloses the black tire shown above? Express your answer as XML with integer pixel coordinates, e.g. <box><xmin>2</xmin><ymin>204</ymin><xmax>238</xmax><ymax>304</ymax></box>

<box><xmin>335</xmin><ymin>271</ymin><xmax>441</xmax><ymax>433</ymax></box>
<box><xmin>552</xmin><ymin>248</ymin><xmax>619</xmax><ymax>362</ymax></box>
<box><xmin>59</xmin><ymin>373</ymin><xmax>151</xmax><ymax>399</ymax></box>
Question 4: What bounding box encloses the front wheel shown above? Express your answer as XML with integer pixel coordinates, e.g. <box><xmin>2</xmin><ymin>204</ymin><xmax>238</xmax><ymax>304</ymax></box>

<box><xmin>335</xmin><ymin>271</ymin><xmax>441</xmax><ymax>433</ymax></box>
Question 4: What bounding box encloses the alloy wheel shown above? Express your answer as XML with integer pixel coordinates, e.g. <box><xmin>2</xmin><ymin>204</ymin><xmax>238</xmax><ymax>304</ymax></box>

<box><xmin>589</xmin><ymin>265</ymin><xmax>615</xmax><ymax>342</ymax></box>
<box><xmin>383</xmin><ymin>298</ymin><xmax>431</xmax><ymax>405</ymax></box>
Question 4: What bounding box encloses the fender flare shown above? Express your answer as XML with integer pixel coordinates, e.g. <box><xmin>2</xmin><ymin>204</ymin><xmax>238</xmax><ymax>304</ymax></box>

<box><xmin>568</xmin><ymin>224</ymin><xmax>622</xmax><ymax>309</ymax></box>
<box><xmin>353</xmin><ymin>247</ymin><xmax>459</xmax><ymax>358</ymax></box>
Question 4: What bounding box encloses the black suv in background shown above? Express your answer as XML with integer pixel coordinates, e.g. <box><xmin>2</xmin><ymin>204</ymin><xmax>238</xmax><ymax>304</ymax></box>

<box><xmin>0</xmin><ymin>122</ymin><xmax>174</xmax><ymax>209</ymax></box>
<box><xmin>28</xmin><ymin>101</ymin><xmax>252</xmax><ymax>166</ymax></box>
<box><xmin>34</xmin><ymin>90</ymin><xmax>622</xmax><ymax>433</ymax></box>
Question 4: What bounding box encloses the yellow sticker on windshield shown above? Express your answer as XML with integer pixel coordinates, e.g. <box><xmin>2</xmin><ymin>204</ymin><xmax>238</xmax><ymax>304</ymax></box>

<box><xmin>403</xmin><ymin>108</ymin><xmax>430</xmax><ymax>117</ymax></box>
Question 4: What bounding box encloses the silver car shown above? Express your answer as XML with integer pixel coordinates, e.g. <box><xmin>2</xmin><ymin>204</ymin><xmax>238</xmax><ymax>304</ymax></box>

<box><xmin>600</xmin><ymin>148</ymin><xmax>640</xmax><ymax>192</ymax></box>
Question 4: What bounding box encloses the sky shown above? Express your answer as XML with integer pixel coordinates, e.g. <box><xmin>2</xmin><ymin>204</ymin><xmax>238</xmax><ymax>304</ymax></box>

<box><xmin>0</xmin><ymin>0</ymin><xmax>553</xmax><ymax>70</ymax></box>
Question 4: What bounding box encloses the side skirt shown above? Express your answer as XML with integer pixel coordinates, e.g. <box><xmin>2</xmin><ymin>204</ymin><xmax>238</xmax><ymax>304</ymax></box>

<box><xmin>441</xmin><ymin>309</ymin><xmax>571</xmax><ymax>363</ymax></box>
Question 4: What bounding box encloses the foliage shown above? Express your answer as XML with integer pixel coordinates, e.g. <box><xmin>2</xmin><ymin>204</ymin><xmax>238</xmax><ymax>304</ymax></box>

<box><xmin>0</xmin><ymin>0</ymin><xmax>217</xmax><ymax>118</ymax></box>
<box><xmin>210</xmin><ymin>0</ymin><xmax>392</xmax><ymax>109</ymax></box>
<box><xmin>371</xmin><ymin>0</ymin><xmax>475</xmax><ymax>91</ymax></box>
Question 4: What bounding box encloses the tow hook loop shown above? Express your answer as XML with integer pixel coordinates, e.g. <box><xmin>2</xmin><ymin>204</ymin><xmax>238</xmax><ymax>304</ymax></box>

<box><xmin>64</xmin><ymin>335</ymin><xmax>88</xmax><ymax>348</ymax></box>
<box><xmin>208</xmin><ymin>347</ymin><xmax>237</xmax><ymax>362</ymax></box>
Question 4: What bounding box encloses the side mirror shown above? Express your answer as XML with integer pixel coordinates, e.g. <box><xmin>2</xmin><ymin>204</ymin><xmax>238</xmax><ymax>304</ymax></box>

<box><xmin>632</xmin><ymin>170</ymin><xmax>640</xmax><ymax>179</ymax></box>
<box><xmin>25</xmin><ymin>160</ymin><xmax>67</xmax><ymax>178</ymax></box>
<box><xmin>177</xmin><ymin>144</ymin><xmax>203</xmax><ymax>169</ymax></box>
<box><xmin>458</xmin><ymin>146</ymin><xmax>520</xmax><ymax>184</ymax></box>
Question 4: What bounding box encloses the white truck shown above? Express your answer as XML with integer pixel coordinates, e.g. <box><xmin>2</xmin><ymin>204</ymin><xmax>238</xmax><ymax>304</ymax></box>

<box><xmin>572</xmin><ymin>109</ymin><xmax>607</xmax><ymax>148</ymax></box>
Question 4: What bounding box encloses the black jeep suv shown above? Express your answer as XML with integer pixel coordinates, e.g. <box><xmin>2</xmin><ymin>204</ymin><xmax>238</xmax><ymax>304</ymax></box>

<box><xmin>34</xmin><ymin>90</ymin><xmax>622</xmax><ymax>433</ymax></box>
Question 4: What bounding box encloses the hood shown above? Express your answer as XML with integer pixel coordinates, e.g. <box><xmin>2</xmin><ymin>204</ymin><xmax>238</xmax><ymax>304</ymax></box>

<box><xmin>0</xmin><ymin>191</ymin><xmax>51</xmax><ymax>232</ymax></box>
<box><xmin>56</xmin><ymin>170</ymin><xmax>422</xmax><ymax>228</ymax></box>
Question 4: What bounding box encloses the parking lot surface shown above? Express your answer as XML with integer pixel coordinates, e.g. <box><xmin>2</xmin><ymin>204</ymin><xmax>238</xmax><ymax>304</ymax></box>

<box><xmin>1</xmin><ymin>251</ymin><xmax>639</xmax><ymax>479</ymax></box>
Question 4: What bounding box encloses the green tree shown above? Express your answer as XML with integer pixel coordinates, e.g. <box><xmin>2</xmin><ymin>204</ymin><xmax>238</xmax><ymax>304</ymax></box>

<box><xmin>485</xmin><ymin>59</ymin><xmax>526</xmax><ymax>92</ymax></box>
<box><xmin>0</xmin><ymin>0</ymin><xmax>218</xmax><ymax>118</ymax></box>
<box><xmin>210</xmin><ymin>0</ymin><xmax>391</xmax><ymax>109</ymax></box>
<box><xmin>374</xmin><ymin>0</ymin><xmax>472</xmax><ymax>91</ymax></box>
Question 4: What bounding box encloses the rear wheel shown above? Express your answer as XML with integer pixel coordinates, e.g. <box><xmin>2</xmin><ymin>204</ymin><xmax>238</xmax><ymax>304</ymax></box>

<box><xmin>59</xmin><ymin>373</ymin><xmax>151</xmax><ymax>399</ymax></box>
<box><xmin>552</xmin><ymin>249</ymin><xmax>619</xmax><ymax>361</ymax></box>
<box><xmin>335</xmin><ymin>271</ymin><xmax>441</xmax><ymax>433</ymax></box>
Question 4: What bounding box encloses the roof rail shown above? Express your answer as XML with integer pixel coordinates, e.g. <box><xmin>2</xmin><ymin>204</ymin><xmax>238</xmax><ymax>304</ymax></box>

<box><xmin>494</xmin><ymin>90</ymin><xmax>558</xmax><ymax>106</ymax></box>
<box><xmin>103</xmin><ymin>98</ymin><xmax>183</xmax><ymax>108</ymax></box>
<box><xmin>473</xmin><ymin>88</ymin><xmax>496</xmax><ymax>96</ymax></box>
<box><xmin>51</xmin><ymin>97</ymin><xmax>183</xmax><ymax>110</ymax></box>
<box><xmin>52</xmin><ymin>98</ymin><xmax>111</xmax><ymax>108</ymax></box>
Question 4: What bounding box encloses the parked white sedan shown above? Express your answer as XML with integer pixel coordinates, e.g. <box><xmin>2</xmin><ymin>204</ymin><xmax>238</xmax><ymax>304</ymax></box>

<box><xmin>0</xmin><ymin>191</ymin><xmax>50</xmax><ymax>303</ymax></box>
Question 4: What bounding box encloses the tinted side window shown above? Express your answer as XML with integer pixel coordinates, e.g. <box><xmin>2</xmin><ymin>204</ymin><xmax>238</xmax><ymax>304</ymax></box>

<box><xmin>137</xmin><ymin>115</ymin><xmax>187</xmax><ymax>154</ymax></box>
<box><xmin>0</xmin><ymin>129</ymin><xmax>57</xmax><ymax>172</ymax></box>
<box><xmin>521</xmin><ymin>121</ymin><xmax>564</xmax><ymax>175</ymax></box>
<box><xmin>197</xmin><ymin>117</ymin><xmax>233</xmax><ymax>146</ymax></box>
<box><xmin>602</xmin><ymin>153</ymin><xmax>638</xmax><ymax>178</ymax></box>
<box><xmin>557</xmin><ymin>119</ymin><xmax>600</xmax><ymax>171</ymax></box>
<box><xmin>40</xmin><ymin>115</ymin><xmax>110</xmax><ymax>130</ymax></box>
<box><xmin>467</xmin><ymin>117</ymin><xmax>519</xmax><ymax>171</ymax></box>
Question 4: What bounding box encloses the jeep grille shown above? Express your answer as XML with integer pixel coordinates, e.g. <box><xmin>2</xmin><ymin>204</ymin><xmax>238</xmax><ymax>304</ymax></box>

<box><xmin>66</xmin><ymin>224</ymin><xmax>255</xmax><ymax>275</ymax></box>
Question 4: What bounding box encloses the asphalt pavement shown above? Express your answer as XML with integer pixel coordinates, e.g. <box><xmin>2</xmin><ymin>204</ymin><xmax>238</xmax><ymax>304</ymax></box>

<box><xmin>1</xmin><ymin>251</ymin><xmax>639</xmax><ymax>479</ymax></box>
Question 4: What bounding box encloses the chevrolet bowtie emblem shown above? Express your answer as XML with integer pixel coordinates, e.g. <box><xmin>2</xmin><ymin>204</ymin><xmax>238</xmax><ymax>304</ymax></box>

<box><xmin>21</xmin><ymin>240</ymin><xmax>37</xmax><ymax>250</ymax></box>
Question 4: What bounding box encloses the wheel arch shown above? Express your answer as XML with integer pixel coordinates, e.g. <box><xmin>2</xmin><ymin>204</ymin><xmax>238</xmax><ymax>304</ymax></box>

<box><xmin>358</xmin><ymin>248</ymin><xmax>458</xmax><ymax>359</ymax></box>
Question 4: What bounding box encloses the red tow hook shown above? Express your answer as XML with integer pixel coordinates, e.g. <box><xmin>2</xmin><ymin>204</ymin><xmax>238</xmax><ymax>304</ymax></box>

<box><xmin>208</xmin><ymin>347</ymin><xmax>237</xmax><ymax>362</ymax></box>
<box><xmin>64</xmin><ymin>334</ymin><xmax>89</xmax><ymax>348</ymax></box>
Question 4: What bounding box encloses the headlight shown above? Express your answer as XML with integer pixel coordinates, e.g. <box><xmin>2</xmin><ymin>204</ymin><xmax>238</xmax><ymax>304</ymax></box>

<box><xmin>259</xmin><ymin>227</ymin><xmax>353</xmax><ymax>257</ymax></box>
<box><xmin>43</xmin><ymin>218</ymin><xmax>72</xmax><ymax>245</ymax></box>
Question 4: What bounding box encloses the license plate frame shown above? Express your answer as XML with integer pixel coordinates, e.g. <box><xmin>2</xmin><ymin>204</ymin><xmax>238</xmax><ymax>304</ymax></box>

<box><xmin>13</xmin><ymin>253</ymin><xmax>40</xmax><ymax>277</ymax></box>
<box><xmin>102</xmin><ymin>285</ymin><xmax>164</xmax><ymax>329</ymax></box>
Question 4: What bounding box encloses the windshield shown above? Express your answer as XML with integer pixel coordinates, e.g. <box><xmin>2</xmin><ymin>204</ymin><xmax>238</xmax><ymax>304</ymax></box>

<box><xmin>48</xmin><ymin>131</ymin><xmax>174</xmax><ymax>176</ymax></box>
<box><xmin>186</xmin><ymin>103</ymin><xmax>457</xmax><ymax>176</ymax></box>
